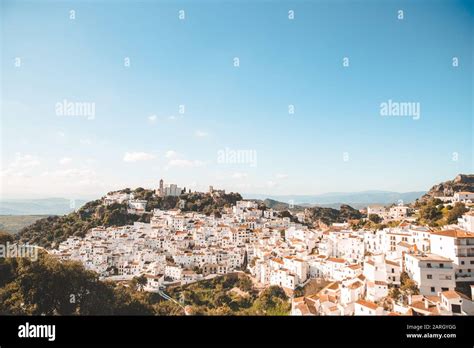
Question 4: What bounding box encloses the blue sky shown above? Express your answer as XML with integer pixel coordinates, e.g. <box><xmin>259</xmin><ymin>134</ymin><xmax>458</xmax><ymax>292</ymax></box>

<box><xmin>1</xmin><ymin>0</ymin><xmax>473</xmax><ymax>199</ymax></box>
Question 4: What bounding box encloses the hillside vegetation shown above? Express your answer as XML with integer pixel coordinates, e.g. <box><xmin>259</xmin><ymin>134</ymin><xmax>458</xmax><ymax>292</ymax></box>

<box><xmin>415</xmin><ymin>198</ymin><xmax>468</xmax><ymax>227</ymax></box>
<box><xmin>0</xmin><ymin>215</ymin><xmax>51</xmax><ymax>234</ymax></box>
<box><xmin>305</xmin><ymin>204</ymin><xmax>363</xmax><ymax>225</ymax></box>
<box><xmin>16</xmin><ymin>189</ymin><xmax>242</xmax><ymax>248</ymax></box>
<box><xmin>168</xmin><ymin>273</ymin><xmax>290</xmax><ymax>315</ymax></box>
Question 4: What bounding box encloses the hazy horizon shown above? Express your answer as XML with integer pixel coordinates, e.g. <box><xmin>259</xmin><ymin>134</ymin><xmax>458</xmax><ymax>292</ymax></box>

<box><xmin>0</xmin><ymin>185</ymin><xmax>428</xmax><ymax>201</ymax></box>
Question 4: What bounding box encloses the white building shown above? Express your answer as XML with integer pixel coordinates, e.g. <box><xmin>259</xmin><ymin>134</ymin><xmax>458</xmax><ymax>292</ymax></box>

<box><xmin>389</xmin><ymin>206</ymin><xmax>410</xmax><ymax>220</ymax></box>
<box><xmin>104</xmin><ymin>192</ymin><xmax>132</xmax><ymax>205</ymax></box>
<box><xmin>440</xmin><ymin>290</ymin><xmax>474</xmax><ymax>315</ymax></box>
<box><xmin>233</xmin><ymin>200</ymin><xmax>259</xmax><ymax>215</ymax></box>
<box><xmin>282</xmin><ymin>256</ymin><xmax>309</xmax><ymax>284</ymax></box>
<box><xmin>164</xmin><ymin>184</ymin><xmax>182</xmax><ymax>197</ymax></box>
<box><xmin>128</xmin><ymin>199</ymin><xmax>147</xmax><ymax>214</ymax></box>
<box><xmin>165</xmin><ymin>264</ymin><xmax>183</xmax><ymax>280</ymax></box>
<box><xmin>404</xmin><ymin>253</ymin><xmax>456</xmax><ymax>295</ymax></box>
<box><xmin>430</xmin><ymin>229</ymin><xmax>474</xmax><ymax>283</ymax></box>
<box><xmin>453</xmin><ymin>192</ymin><xmax>474</xmax><ymax>203</ymax></box>
<box><xmin>270</xmin><ymin>268</ymin><xmax>298</xmax><ymax>290</ymax></box>
<box><xmin>363</xmin><ymin>254</ymin><xmax>389</xmax><ymax>301</ymax></box>
<box><xmin>386</xmin><ymin>259</ymin><xmax>401</xmax><ymax>285</ymax></box>
<box><xmin>367</xmin><ymin>205</ymin><xmax>387</xmax><ymax>219</ymax></box>
<box><xmin>144</xmin><ymin>274</ymin><xmax>164</xmax><ymax>291</ymax></box>
<box><xmin>458</xmin><ymin>212</ymin><xmax>474</xmax><ymax>232</ymax></box>
<box><xmin>354</xmin><ymin>299</ymin><xmax>384</xmax><ymax>315</ymax></box>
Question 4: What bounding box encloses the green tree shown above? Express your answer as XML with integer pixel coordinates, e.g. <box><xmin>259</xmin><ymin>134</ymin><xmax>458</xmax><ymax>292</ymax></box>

<box><xmin>446</xmin><ymin>202</ymin><xmax>468</xmax><ymax>224</ymax></box>
<box><xmin>132</xmin><ymin>275</ymin><xmax>147</xmax><ymax>291</ymax></box>
<box><xmin>399</xmin><ymin>272</ymin><xmax>419</xmax><ymax>297</ymax></box>
<box><xmin>368</xmin><ymin>214</ymin><xmax>382</xmax><ymax>224</ymax></box>
<box><xmin>419</xmin><ymin>203</ymin><xmax>442</xmax><ymax>224</ymax></box>
<box><xmin>238</xmin><ymin>276</ymin><xmax>253</xmax><ymax>292</ymax></box>
<box><xmin>251</xmin><ymin>286</ymin><xmax>290</xmax><ymax>315</ymax></box>
<box><xmin>388</xmin><ymin>287</ymin><xmax>401</xmax><ymax>301</ymax></box>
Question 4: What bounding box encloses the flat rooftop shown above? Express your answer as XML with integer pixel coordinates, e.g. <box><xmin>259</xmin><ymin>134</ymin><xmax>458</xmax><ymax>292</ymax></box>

<box><xmin>405</xmin><ymin>253</ymin><xmax>452</xmax><ymax>262</ymax></box>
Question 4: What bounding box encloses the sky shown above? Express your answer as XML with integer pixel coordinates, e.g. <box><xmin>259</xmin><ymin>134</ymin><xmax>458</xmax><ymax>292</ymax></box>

<box><xmin>1</xmin><ymin>0</ymin><xmax>473</xmax><ymax>200</ymax></box>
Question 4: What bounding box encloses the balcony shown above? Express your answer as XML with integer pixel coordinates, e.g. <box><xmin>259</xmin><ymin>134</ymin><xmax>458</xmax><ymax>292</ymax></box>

<box><xmin>455</xmin><ymin>273</ymin><xmax>474</xmax><ymax>280</ymax></box>
<box><xmin>455</xmin><ymin>240</ymin><xmax>474</xmax><ymax>246</ymax></box>
<box><xmin>425</xmin><ymin>264</ymin><xmax>452</xmax><ymax>270</ymax></box>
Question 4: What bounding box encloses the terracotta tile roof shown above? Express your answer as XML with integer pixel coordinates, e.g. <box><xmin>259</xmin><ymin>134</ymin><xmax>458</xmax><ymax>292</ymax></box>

<box><xmin>397</xmin><ymin>241</ymin><xmax>414</xmax><ymax>248</ymax></box>
<box><xmin>327</xmin><ymin>257</ymin><xmax>346</xmax><ymax>263</ymax></box>
<box><xmin>431</xmin><ymin>229</ymin><xmax>474</xmax><ymax>239</ymax></box>
<box><xmin>271</xmin><ymin>258</ymin><xmax>284</xmax><ymax>265</ymax></box>
<box><xmin>356</xmin><ymin>299</ymin><xmax>378</xmax><ymax>310</ymax></box>
<box><xmin>385</xmin><ymin>259</ymin><xmax>400</xmax><ymax>267</ymax></box>
<box><xmin>410</xmin><ymin>301</ymin><xmax>440</xmax><ymax>315</ymax></box>
<box><xmin>374</xmin><ymin>280</ymin><xmax>388</xmax><ymax>286</ymax></box>
<box><xmin>441</xmin><ymin>290</ymin><xmax>462</xmax><ymax>300</ymax></box>
<box><xmin>349</xmin><ymin>281</ymin><xmax>363</xmax><ymax>289</ymax></box>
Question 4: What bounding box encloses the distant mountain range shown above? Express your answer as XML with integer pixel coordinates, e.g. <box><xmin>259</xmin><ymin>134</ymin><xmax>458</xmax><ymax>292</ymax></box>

<box><xmin>3</xmin><ymin>174</ymin><xmax>473</xmax><ymax>216</ymax></box>
<box><xmin>0</xmin><ymin>198</ymin><xmax>87</xmax><ymax>215</ymax></box>
<box><xmin>244</xmin><ymin>191</ymin><xmax>426</xmax><ymax>209</ymax></box>
<box><xmin>0</xmin><ymin>191</ymin><xmax>424</xmax><ymax>215</ymax></box>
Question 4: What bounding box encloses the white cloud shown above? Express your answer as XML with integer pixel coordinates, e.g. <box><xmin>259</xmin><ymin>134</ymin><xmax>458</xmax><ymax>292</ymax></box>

<box><xmin>167</xmin><ymin>159</ymin><xmax>204</xmax><ymax>168</ymax></box>
<box><xmin>42</xmin><ymin>168</ymin><xmax>96</xmax><ymax>181</ymax></box>
<box><xmin>195</xmin><ymin>130</ymin><xmax>208</xmax><ymax>137</ymax></box>
<box><xmin>57</xmin><ymin>131</ymin><xmax>66</xmax><ymax>138</ymax></box>
<box><xmin>275</xmin><ymin>173</ymin><xmax>288</xmax><ymax>179</ymax></box>
<box><xmin>123</xmin><ymin>152</ymin><xmax>156</xmax><ymax>162</ymax></box>
<box><xmin>1</xmin><ymin>153</ymin><xmax>41</xmax><ymax>177</ymax></box>
<box><xmin>164</xmin><ymin>151</ymin><xmax>205</xmax><ymax>169</ymax></box>
<box><xmin>165</xmin><ymin>150</ymin><xmax>178</xmax><ymax>159</ymax></box>
<box><xmin>232</xmin><ymin>172</ymin><xmax>248</xmax><ymax>179</ymax></box>
<box><xmin>0</xmin><ymin>149</ymin><xmax>116</xmax><ymax>197</ymax></box>
<box><xmin>80</xmin><ymin>138</ymin><xmax>93</xmax><ymax>145</ymax></box>
<box><xmin>12</xmin><ymin>153</ymin><xmax>40</xmax><ymax>168</ymax></box>
<box><xmin>266</xmin><ymin>180</ymin><xmax>277</xmax><ymax>188</ymax></box>
<box><xmin>59</xmin><ymin>157</ymin><xmax>72</xmax><ymax>165</ymax></box>
<box><xmin>148</xmin><ymin>114</ymin><xmax>157</xmax><ymax>123</ymax></box>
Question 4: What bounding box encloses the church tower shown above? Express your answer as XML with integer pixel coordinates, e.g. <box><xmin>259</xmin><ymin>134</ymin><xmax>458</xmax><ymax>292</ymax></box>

<box><xmin>156</xmin><ymin>178</ymin><xmax>164</xmax><ymax>196</ymax></box>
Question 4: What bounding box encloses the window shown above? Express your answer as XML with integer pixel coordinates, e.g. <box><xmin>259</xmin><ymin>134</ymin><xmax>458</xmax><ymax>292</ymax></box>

<box><xmin>452</xmin><ymin>304</ymin><xmax>461</xmax><ymax>314</ymax></box>
<box><xmin>439</xmin><ymin>263</ymin><xmax>444</xmax><ymax>268</ymax></box>
<box><xmin>461</xmin><ymin>261</ymin><xmax>465</xmax><ymax>265</ymax></box>
<box><xmin>430</xmin><ymin>287</ymin><xmax>435</xmax><ymax>292</ymax></box>
<box><xmin>441</xmin><ymin>287</ymin><xmax>449</xmax><ymax>291</ymax></box>
<box><xmin>427</xmin><ymin>263</ymin><xmax>432</xmax><ymax>268</ymax></box>
<box><xmin>427</xmin><ymin>274</ymin><xmax>432</xmax><ymax>279</ymax></box>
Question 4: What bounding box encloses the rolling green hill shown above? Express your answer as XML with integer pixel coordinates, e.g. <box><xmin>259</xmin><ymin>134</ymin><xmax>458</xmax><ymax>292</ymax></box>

<box><xmin>0</xmin><ymin>215</ymin><xmax>52</xmax><ymax>234</ymax></box>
